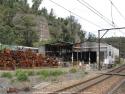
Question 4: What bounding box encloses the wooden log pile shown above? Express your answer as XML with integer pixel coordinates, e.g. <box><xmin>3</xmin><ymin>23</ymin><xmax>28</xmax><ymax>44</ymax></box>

<box><xmin>0</xmin><ymin>49</ymin><xmax>16</xmax><ymax>70</ymax></box>
<box><xmin>0</xmin><ymin>49</ymin><xmax>58</xmax><ymax>70</ymax></box>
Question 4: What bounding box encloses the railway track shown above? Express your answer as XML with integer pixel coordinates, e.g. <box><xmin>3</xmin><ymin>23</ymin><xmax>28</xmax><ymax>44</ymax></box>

<box><xmin>53</xmin><ymin>64</ymin><xmax>125</xmax><ymax>94</ymax></box>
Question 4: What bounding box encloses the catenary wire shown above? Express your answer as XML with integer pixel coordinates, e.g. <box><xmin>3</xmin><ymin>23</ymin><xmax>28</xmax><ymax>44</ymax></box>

<box><xmin>78</xmin><ymin>0</ymin><xmax>125</xmax><ymax>35</ymax></box>
<box><xmin>49</xmin><ymin>0</ymin><xmax>102</xmax><ymax>29</ymax></box>
<box><xmin>77</xmin><ymin>0</ymin><xmax>114</xmax><ymax>27</ymax></box>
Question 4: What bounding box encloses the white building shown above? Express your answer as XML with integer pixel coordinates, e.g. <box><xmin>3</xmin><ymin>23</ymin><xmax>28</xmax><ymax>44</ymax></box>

<box><xmin>73</xmin><ymin>42</ymin><xmax>119</xmax><ymax>65</ymax></box>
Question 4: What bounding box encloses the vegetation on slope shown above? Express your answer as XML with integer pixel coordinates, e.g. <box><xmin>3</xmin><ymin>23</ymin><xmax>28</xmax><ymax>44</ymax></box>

<box><xmin>0</xmin><ymin>0</ymin><xmax>87</xmax><ymax>47</ymax></box>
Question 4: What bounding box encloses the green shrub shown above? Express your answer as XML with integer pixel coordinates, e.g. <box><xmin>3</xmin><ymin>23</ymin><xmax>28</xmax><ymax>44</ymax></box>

<box><xmin>15</xmin><ymin>70</ymin><xmax>22</xmax><ymax>76</ymax></box>
<box><xmin>39</xmin><ymin>75</ymin><xmax>47</xmax><ymax>80</ymax></box>
<box><xmin>69</xmin><ymin>68</ymin><xmax>77</xmax><ymax>73</ymax></box>
<box><xmin>1</xmin><ymin>72</ymin><xmax>13</xmax><ymax>78</ymax></box>
<box><xmin>37</xmin><ymin>70</ymin><xmax>49</xmax><ymax>78</ymax></box>
<box><xmin>37</xmin><ymin>70</ymin><xmax>65</xmax><ymax>78</ymax></box>
<box><xmin>25</xmin><ymin>71</ymin><xmax>34</xmax><ymax>76</ymax></box>
<box><xmin>15</xmin><ymin>70</ymin><xmax>28</xmax><ymax>81</ymax></box>
<box><xmin>84</xmin><ymin>71</ymin><xmax>88</xmax><ymax>74</ymax></box>
<box><xmin>112</xmin><ymin>63</ymin><xmax>117</xmax><ymax>67</ymax></box>
<box><xmin>16</xmin><ymin>70</ymin><xmax>34</xmax><ymax>76</ymax></box>
<box><xmin>50</xmin><ymin>70</ymin><xmax>64</xmax><ymax>76</ymax></box>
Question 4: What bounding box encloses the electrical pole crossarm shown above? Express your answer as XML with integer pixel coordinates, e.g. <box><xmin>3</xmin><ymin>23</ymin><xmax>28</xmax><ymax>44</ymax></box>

<box><xmin>99</xmin><ymin>27</ymin><xmax>125</xmax><ymax>31</ymax></box>
<box><xmin>101</xmin><ymin>30</ymin><xmax>109</xmax><ymax>39</ymax></box>
<box><xmin>98</xmin><ymin>26</ymin><xmax>125</xmax><ymax>70</ymax></box>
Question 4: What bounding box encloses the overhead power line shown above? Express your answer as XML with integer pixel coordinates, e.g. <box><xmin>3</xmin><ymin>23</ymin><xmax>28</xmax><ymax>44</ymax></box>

<box><xmin>49</xmin><ymin>0</ymin><xmax>125</xmax><ymax>36</ymax></box>
<box><xmin>108</xmin><ymin>0</ymin><xmax>125</xmax><ymax>35</ymax></box>
<box><xmin>78</xmin><ymin>0</ymin><xmax>125</xmax><ymax>36</ymax></box>
<box><xmin>109</xmin><ymin>0</ymin><xmax>125</xmax><ymax>22</ymax></box>
<box><xmin>81</xmin><ymin>0</ymin><xmax>113</xmax><ymax>25</ymax></box>
<box><xmin>77</xmin><ymin>0</ymin><xmax>114</xmax><ymax>27</ymax></box>
<box><xmin>110</xmin><ymin>1</ymin><xmax>115</xmax><ymax>26</ymax></box>
<box><xmin>49</xmin><ymin>0</ymin><xmax>102</xmax><ymax>29</ymax></box>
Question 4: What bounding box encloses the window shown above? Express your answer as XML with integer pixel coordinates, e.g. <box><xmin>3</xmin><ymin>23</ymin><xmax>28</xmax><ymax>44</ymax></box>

<box><xmin>109</xmin><ymin>51</ymin><xmax>111</xmax><ymax>56</ymax></box>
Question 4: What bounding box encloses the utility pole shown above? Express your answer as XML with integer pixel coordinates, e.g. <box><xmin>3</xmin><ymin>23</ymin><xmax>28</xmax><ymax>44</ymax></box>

<box><xmin>98</xmin><ymin>27</ymin><xmax>125</xmax><ymax>70</ymax></box>
<box><xmin>98</xmin><ymin>30</ymin><xmax>101</xmax><ymax>70</ymax></box>
<box><xmin>119</xmin><ymin>37</ymin><xmax>121</xmax><ymax>63</ymax></box>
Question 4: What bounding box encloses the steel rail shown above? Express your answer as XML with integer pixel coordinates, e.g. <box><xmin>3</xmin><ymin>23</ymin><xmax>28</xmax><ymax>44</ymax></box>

<box><xmin>53</xmin><ymin>64</ymin><xmax>125</xmax><ymax>93</ymax></box>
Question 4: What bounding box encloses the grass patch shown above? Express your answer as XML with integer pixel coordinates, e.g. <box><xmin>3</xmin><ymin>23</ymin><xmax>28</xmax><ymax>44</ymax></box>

<box><xmin>14</xmin><ymin>68</ymin><xmax>67</xmax><ymax>80</ymax></box>
<box><xmin>69</xmin><ymin>67</ymin><xmax>77</xmax><ymax>73</ymax></box>
<box><xmin>1</xmin><ymin>72</ymin><xmax>13</xmax><ymax>78</ymax></box>
<box><xmin>16</xmin><ymin>72</ymin><xmax>28</xmax><ymax>81</ymax></box>
<box><xmin>37</xmin><ymin>69</ymin><xmax>65</xmax><ymax>78</ymax></box>
<box><xmin>16</xmin><ymin>69</ymin><xmax>35</xmax><ymax>76</ymax></box>
<box><xmin>49</xmin><ymin>70</ymin><xmax>64</xmax><ymax>76</ymax></box>
<box><xmin>84</xmin><ymin>71</ymin><xmax>88</xmax><ymax>74</ymax></box>
<box><xmin>24</xmin><ymin>71</ymin><xmax>34</xmax><ymax>76</ymax></box>
<box><xmin>15</xmin><ymin>70</ymin><xmax>21</xmax><ymax>76</ymax></box>
<box><xmin>15</xmin><ymin>70</ymin><xmax>28</xmax><ymax>81</ymax></box>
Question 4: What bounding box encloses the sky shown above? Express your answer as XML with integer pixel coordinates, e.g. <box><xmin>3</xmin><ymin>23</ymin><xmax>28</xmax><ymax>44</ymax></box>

<box><xmin>28</xmin><ymin>0</ymin><xmax>125</xmax><ymax>37</ymax></box>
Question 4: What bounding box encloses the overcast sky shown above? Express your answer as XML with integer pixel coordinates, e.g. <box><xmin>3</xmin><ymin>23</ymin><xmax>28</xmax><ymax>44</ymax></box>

<box><xmin>28</xmin><ymin>0</ymin><xmax>125</xmax><ymax>37</ymax></box>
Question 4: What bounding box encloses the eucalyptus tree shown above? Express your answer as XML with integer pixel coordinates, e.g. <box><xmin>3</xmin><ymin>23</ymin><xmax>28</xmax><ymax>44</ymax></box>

<box><xmin>32</xmin><ymin>0</ymin><xmax>42</xmax><ymax>13</ymax></box>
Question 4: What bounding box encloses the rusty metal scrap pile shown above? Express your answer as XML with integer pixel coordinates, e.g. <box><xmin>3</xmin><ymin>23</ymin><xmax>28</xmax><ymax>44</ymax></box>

<box><xmin>0</xmin><ymin>49</ymin><xmax>58</xmax><ymax>70</ymax></box>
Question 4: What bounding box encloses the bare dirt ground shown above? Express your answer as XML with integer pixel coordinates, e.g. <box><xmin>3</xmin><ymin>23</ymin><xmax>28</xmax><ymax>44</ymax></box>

<box><xmin>0</xmin><ymin>66</ymin><xmax>114</xmax><ymax>94</ymax></box>
<box><xmin>32</xmin><ymin>69</ymin><xmax>109</xmax><ymax>93</ymax></box>
<box><xmin>114</xmin><ymin>83</ymin><xmax>125</xmax><ymax>94</ymax></box>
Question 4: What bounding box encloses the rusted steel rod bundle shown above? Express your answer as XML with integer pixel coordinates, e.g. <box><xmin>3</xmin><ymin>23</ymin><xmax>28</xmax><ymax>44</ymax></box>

<box><xmin>0</xmin><ymin>49</ymin><xmax>58</xmax><ymax>70</ymax></box>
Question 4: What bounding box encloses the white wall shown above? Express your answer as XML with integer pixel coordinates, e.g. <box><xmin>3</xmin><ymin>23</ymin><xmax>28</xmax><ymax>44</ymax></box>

<box><xmin>38</xmin><ymin>46</ymin><xmax>45</xmax><ymax>55</ymax></box>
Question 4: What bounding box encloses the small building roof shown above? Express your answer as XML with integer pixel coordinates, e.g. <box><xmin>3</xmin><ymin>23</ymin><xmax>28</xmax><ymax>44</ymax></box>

<box><xmin>73</xmin><ymin>42</ymin><xmax>118</xmax><ymax>50</ymax></box>
<box><xmin>45</xmin><ymin>41</ymin><xmax>73</xmax><ymax>46</ymax></box>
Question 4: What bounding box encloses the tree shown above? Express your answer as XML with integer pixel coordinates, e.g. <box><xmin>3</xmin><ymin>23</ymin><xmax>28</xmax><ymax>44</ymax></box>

<box><xmin>0</xmin><ymin>0</ymin><xmax>19</xmax><ymax>8</ymax></box>
<box><xmin>32</xmin><ymin>0</ymin><xmax>42</xmax><ymax>13</ymax></box>
<box><xmin>87</xmin><ymin>32</ymin><xmax>96</xmax><ymax>42</ymax></box>
<box><xmin>14</xmin><ymin>15</ymin><xmax>39</xmax><ymax>46</ymax></box>
<box><xmin>78</xmin><ymin>30</ymin><xmax>86</xmax><ymax>42</ymax></box>
<box><xmin>0</xmin><ymin>0</ymin><xmax>86</xmax><ymax>46</ymax></box>
<box><xmin>3</xmin><ymin>8</ymin><xmax>16</xmax><ymax>27</ymax></box>
<box><xmin>39</xmin><ymin>7</ymin><xmax>48</xmax><ymax>18</ymax></box>
<box><xmin>49</xmin><ymin>9</ymin><xmax>55</xmax><ymax>18</ymax></box>
<box><xmin>47</xmin><ymin>13</ymin><xmax>86</xmax><ymax>43</ymax></box>
<box><xmin>0</xmin><ymin>5</ymin><xmax>17</xmax><ymax>44</ymax></box>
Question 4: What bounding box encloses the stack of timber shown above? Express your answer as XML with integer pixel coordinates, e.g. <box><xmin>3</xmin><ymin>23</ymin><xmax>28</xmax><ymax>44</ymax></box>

<box><xmin>0</xmin><ymin>49</ymin><xmax>16</xmax><ymax>70</ymax></box>
<box><xmin>0</xmin><ymin>49</ymin><xmax>58</xmax><ymax>70</ymax></box>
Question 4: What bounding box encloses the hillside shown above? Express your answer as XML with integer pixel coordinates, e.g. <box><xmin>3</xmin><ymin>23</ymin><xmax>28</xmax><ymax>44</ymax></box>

<box><xmin>0</xmin><ymin>0</ymin><xmax>86</xmax><ymax>47</ymax></box>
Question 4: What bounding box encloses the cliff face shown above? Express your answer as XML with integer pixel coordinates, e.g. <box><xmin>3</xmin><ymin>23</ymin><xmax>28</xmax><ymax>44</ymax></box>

<box><xmin>36</xmin><ymin>16</ymin><xmax>50</xmax><ymax>41</ymax></box>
